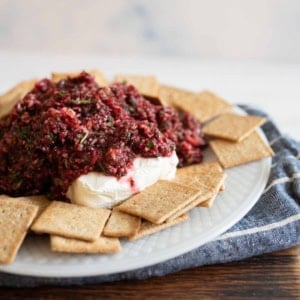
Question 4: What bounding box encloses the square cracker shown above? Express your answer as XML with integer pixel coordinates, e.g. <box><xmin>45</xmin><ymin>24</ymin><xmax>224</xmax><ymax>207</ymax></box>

<box><xmin>0</xmin><ymin>79</ymin><xmax>36</xmax><ymax>119</ymax></box>
<box><xmin>203</xmin><ymin>113</ymin><xmax>267</xmax><ymax>142</ymax></box>
<box><xmin>51</xmin><ymin>235</ymin><xmax>121</xmax><ymax>254</ymax></box>
<box><xmin>170</xmin><ymin>172</ymin><xmax>226</xmax><ymax>220</ymax></box>
<box><xmin>158</xmin><ymin>87</ymin><xmax>232</xmax><ymax>122</ymax></box>
<box><xmin>129</xmin><ymin>214</ymin><xmax>188</xmax><ymax>241</ymax></box>
<box><xmin>31</xmin><ymin>201</ymin><xmax>111</xmax><ymax>242</ymax></box>
<box><xmin>175</xmin><ymin>162</ymin><xmax>223</xmax><ymax>179</ymax></box>
<box><xmin>114</xmin><ymin>74</ymin><xmax>159</xmax><ymax>98</ymax></box>
<box><xmin>103</xmin><ymin>209</ymin><xmax>141</xmax><ymax>238</ymax></box>
<box><xmin>51</xmin><ymin>69</ymin><xmax>109</xmax><ymax>86</ymax></box>
<box><xmin>0</xmin><ymin>198</ymin><xmax>38</xmax><ymax>264</ymax></box>
<box><xmin>158</xmin><ymin>84</ymin><xmax>196</xmax><ymax>107</ymax></box>
<box><xmin>20</xmin><ymin>195</ymin><xmax>51</xmax><ymax>220</ymax></box>
<box><xmin>176</xmin><ymin>91</ymin><xmax>233</xmax><ymax>123</ymax></box>
<box><xmin>209</xmin><ymin>131</ymin><xmax>274</xmax><ymax>168</ymax></box>
<box><xmin>116</xmin><ymin>180</ymin><xmax>200</xmax><ymax>224</ymax></box>
<box><xmin>0</xmin><ymin>195</ymin><xmax>50</xmax><ymax>221</ymax></box>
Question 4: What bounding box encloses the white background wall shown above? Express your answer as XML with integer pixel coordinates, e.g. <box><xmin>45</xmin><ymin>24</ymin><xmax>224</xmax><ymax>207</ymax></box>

<box><xmin>1</xmin><ymin>0</ymin><xmax>300</xmax><ymax>62</ymax></box>
<box><xmin>0</xmin><ymin>1</ymin><xmax>299</xmax><ymax>138</ymax></box>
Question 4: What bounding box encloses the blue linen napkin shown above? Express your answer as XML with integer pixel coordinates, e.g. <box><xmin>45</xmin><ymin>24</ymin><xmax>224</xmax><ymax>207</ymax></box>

<box><xmin>0</xmin><ymin>106</ymin><xmax>299</xmax><ymax>287</ymax></box>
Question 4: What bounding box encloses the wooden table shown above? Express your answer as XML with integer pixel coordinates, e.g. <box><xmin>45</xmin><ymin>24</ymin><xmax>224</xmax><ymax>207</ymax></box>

<box><xmin>2</xmin><ymin>245</ymin><xmax>299</xmax><ymax>299</ymax></box>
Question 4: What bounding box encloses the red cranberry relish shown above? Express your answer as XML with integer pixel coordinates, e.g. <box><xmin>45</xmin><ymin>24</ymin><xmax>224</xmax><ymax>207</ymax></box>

<box><xmin>0</xmin><ymin>72</ymin><xmax>206</xmax><ymax>199</ymax></box>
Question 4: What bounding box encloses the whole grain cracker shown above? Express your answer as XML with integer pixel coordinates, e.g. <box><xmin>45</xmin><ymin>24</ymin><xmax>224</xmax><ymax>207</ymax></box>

<box><xmin>178</xmin><ymin>91</ymin><xmax>233</xmax><ymax>123</ymax></box>
<box><xmin>0</xmin><ymin>198</ymin><xmax>38</xmax><ymax>264</ymax></box>
<box><xmin>51</xmin><ymin>235</ymin><xmax>121</xmax><ymax>254</ymax></box>
<box><xmin>158</xmin><ymin>87</ymin><xmax>232</xmax><ymax>122</ymax></box>
<box><xmin>51</xmin><ymin>69</ymin><xmax>109</xmax><ymax>86</ymax></box>
<box><xmin>175</xmin><ymin>162</ymin><xmax>223</xmax><ymax>179</ymax></box>
<box><xmin>103</xmin><ymin>209</ymin><xmax>141</xmax><ymax>238</ymax></box>
<box><xmin>209</xmin><ymin>131</ymin><xmax>274</xmax><ymax>168</ymax></box>
<box><xmin>116</xmin><ymin>180</ymin><xmax>200</xmax><ymax>224</ymax></box>
<box><xmin>0</xmin><ymin>79</ymin><xmax>36</xmax><ymax>119</ymax></box>
<box><xmin>129</xmin><ymin>214</ymin><xmax>188</xmax><ymax>241</ymax></box>
<box><xmin>114</xmin><ymin>74</ymin><xmax>159</xmax><ymax>98</ymax></box>
<box><xmin>1</xmin><ymin>195</ymin><xmax>50</xmax><ymax>221</ymax></box>
<box><xmin>203</xmin><ymin>113</ymin><xmax>267</xmax><ymax>142</ymax></box>
<box><xmin>31</xmin><ymin>201</ymin><xmax>111</xmax><ymax>241</ymax></box>
<box><xmin>198</xmin><ymin>193</ymin><xmax>218</xmax><ymax>208</ymax></box>
<box><xmin>169</xmin><ymin>172</ymin><xmax>226</xmax><ymax>220</ymax></box>
<box><xmin>158</xmin><ymin>84</ymin><xmax>196</xmax><ymax>107</ymax></box>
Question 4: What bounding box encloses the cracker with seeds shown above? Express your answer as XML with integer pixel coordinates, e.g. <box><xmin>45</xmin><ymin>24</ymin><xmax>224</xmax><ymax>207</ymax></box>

<box><xmin>129</xmin><ymin>214</ymin><xmax>188</xmax><ymax>241</ymax></box>
<box><xmin>51</xmin><ymin>235</ymin><xmax>121</xmax><ymax>254</ymax></box>
<box><xmin>209</xmin><ymin>131</ymin><xmax>274</xmax><ymax>168</ymax></box>
<box><xmin>31</xmin><ymin>201</ymin><xmax>111</xmax><ymax>241</ymax></box>
<box><xmin>169</xmin><ymin>172</ymin><xmax>226</xmax><ymax>220</ymax></box>
<box><xmin>114</xmin><ymin>74</ymin><xmax>159</xmax><ymax>98</ymax></box>
<box><xmin>175</xmin><ymin>162</ymin><xmax>223</xmax><ymax>179</ymax></box>
<box><xmin>52</xmin><ymin>69</ymin><xmax>109</xmax><ymax>86</ymax></box>
<box><xmin>0</xmin><ymin>197</ymin><xmax>38</xmax><ymax>264</ymax></box>
<box><xmin>203</xmin><ymin>113</ymin><xmax>266</xmax><ymax>142</ymax></box>
<box><xmin>178</xmin><ymin>91</ymin><xmax>233</xmax><ymax>123</ymax></box>
<box><xmin>2</xmin><ymin>195</ymin><xmax>50</xmax><ymax>221</ymax></box>
<box><xmin>116</xmin><ymin>180</ymin><xmax>200</xmax><ymax>224</ymax></box>
<box><xmin>103</xmin><ymin>209</ymin><xmax>141</xmax><ymax>238</ymax></box>
<box><xmin>158</xmin><ymin>84</ymin><xmax>196</xmax><ymax>107</ymax></box>
<box><xmin>158</xmin><ymin>87</ymin><xmax>232</xmax><ymax>122</ymax></box>
<box><xmin>0</xmin><ymin>79</ymin><xmax>36</xmax><ymax>119</ymax></box>
<box><xmin>0</xmin><ymin>195</ymin><xmax>50</xmax><ymax>221</ymax></box>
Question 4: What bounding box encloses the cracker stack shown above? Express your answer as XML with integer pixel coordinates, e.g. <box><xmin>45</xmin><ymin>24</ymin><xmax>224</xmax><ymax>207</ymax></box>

<box><xmin>203</xmin><ymin>113</ymin><xmax>273</xmax><ymax>168</ymax></box>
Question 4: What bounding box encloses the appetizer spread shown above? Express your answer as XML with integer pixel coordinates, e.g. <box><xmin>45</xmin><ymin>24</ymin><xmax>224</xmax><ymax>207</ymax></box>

<box><xmin>0</xmin><ymin>70</ymin><xmax>273</xmax><ymax>264</ymax></box>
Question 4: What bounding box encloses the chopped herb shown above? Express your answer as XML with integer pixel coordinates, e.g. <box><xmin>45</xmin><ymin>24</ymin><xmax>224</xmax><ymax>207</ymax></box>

<box><xmin>146</xmin><ymin>140</ymin><xmax>155</xmax><ymax>149</ymax></box>
<box><xmin>18</xmin><ymin>126</ymin><xmax>32</xmax><ymax>142</ymax></box>
<box><xmin>56</xmin><ymin>91</ymin><xmax>67</xmax><ymax>97</ymax></box>
<box><xmin>49</xmin><ymin>133</ymin><xmax>58</xmax><ymax>143</ymax></box>
<box><xmin>69</xmin><ymin>98</ymin><xmax>92</xmax><ymax>105</ymax></box>
<box><xmin>97</xmin><ymin>162</ymin><xmax>106</xmax><ymax>172</ymax></box>
<box><xmin>79</xmin><ymin>132</ymin><xmax>89</xmax><ymax>144</ymax></box>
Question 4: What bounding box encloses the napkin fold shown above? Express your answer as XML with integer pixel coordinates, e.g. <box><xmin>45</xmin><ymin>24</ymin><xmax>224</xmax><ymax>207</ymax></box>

<box><xmin>1</xmin><ymin>106</ymin><xmax>299</xmax><ymax>287</ymax></box>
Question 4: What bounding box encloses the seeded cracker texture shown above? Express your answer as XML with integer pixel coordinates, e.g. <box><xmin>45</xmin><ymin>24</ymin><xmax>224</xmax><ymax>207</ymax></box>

<box><xmin>116</xmin><ymin>180</ymin><xmax>200</xmax><ymax>224</ymax></box>
<box><xmin>158</xmin><ymin>84</ymin><xmax>198</xmax><ymax>108</ymax></box>
<box><xmin>0</xmin><ymin>197</ymin><xmax>38</xmax><ymax>264</ymax></box>
<box><xmin>170</xmin><ymin>172</ymin><xmax>227</xmax><ymax>220</ymax></box>
<box><xmin>158</xmin><ymin>87</ymin><xmax>233</xmax><ymax>123</ymax></box>
<box><xmin>203</xmin><ymin>113</ymin><xmax>266</xmax><ymax>142</ymax></box>
<box><xmin>103</xmin><ymin>209</ymin><xmax>141</xmax><ymax>238</ymax></box>
<box><xmin>129</xmin><ymin>214</ymin><xmax>188</xmax><ymax>241</ymax></box>
<box><xmin>31</xmin><ymin>201</ymin><xmax>111</xmax><ymax>242</ymax></box>
<box><xmin>209</xmin><ymin>131</ymin><xmax>274</xmax><ymax>168</ymax></box>
<box><xmin>1</xmin><ymin>195</ymin><xmax>50</xmax><ymax>221</ymax></box>
<box><xmin>114</xmin><ymin>74</ymin><xmax>159</xmax><ymax>98</ymax></box>
<box><xmin>50</xmin><ymin>235</ymin><xmax>121</xmax><ymax>254</ymax></box>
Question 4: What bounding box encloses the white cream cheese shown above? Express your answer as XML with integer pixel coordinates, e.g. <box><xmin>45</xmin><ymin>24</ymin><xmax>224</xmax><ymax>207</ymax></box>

<box><xmin>66</xmin><ymin>151</ymin><xmax>179</xmax><ymax>208</ymax></box>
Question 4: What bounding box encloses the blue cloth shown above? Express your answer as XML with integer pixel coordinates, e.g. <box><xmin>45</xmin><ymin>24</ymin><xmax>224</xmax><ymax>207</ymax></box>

<box><xmin>1</xmin><ymin>106</ymin><xmax>299</xmax><ymax>287</ymax></box>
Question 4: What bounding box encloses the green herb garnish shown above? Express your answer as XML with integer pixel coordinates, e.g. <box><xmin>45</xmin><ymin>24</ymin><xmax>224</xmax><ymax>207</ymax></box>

<box><xmin>146</xmin><ymin>140</ymin><xmax>155</xmax><ymax>149</ymax></box>
<box><xmin>79</xmin><ymin>132</ymin><xmax>89</xmax><ymax>144</ymax></box>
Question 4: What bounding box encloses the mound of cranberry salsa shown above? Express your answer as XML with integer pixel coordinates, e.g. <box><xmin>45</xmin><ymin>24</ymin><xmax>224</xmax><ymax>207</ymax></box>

<box><xmin>0</xmin><ymin>72</ymin><xmax>206</xmax><ymax>199</ymax></box>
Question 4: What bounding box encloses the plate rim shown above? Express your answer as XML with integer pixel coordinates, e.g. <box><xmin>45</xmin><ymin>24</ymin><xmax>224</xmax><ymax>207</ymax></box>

<box><xmin>0</xmin><ymin>155</ymin><xmax>271</xmax><ymax>278</ymax></box>
<box><xmin>0</xmin><ymin>108</ymin><xmax>272</xmax><ymax>278</ymax></box>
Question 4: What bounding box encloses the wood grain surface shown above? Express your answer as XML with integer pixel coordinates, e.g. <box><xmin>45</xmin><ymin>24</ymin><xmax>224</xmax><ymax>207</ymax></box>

<box><xmin>1</xmin><ymin>245</ymin><xmax>299</xmax><ymax>300</ymax></box>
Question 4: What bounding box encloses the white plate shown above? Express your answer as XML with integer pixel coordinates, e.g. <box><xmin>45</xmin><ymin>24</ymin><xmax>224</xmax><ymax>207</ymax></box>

<box><xmin>0</xmin><ymin>141</ymin><xmax>271</xmax><ymax>278</ymax></box>
<box><xmin>0</xmin><ymin>58</ymin><xmax>271</xmax><ymax>277</ymax></box>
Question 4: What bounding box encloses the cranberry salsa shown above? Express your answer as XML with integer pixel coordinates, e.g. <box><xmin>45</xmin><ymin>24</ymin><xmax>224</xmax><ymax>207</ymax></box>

<box><xmin>0</xmin><ymin>72</ymin><xmax>206</xmax><ymax>199</ymax></box>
